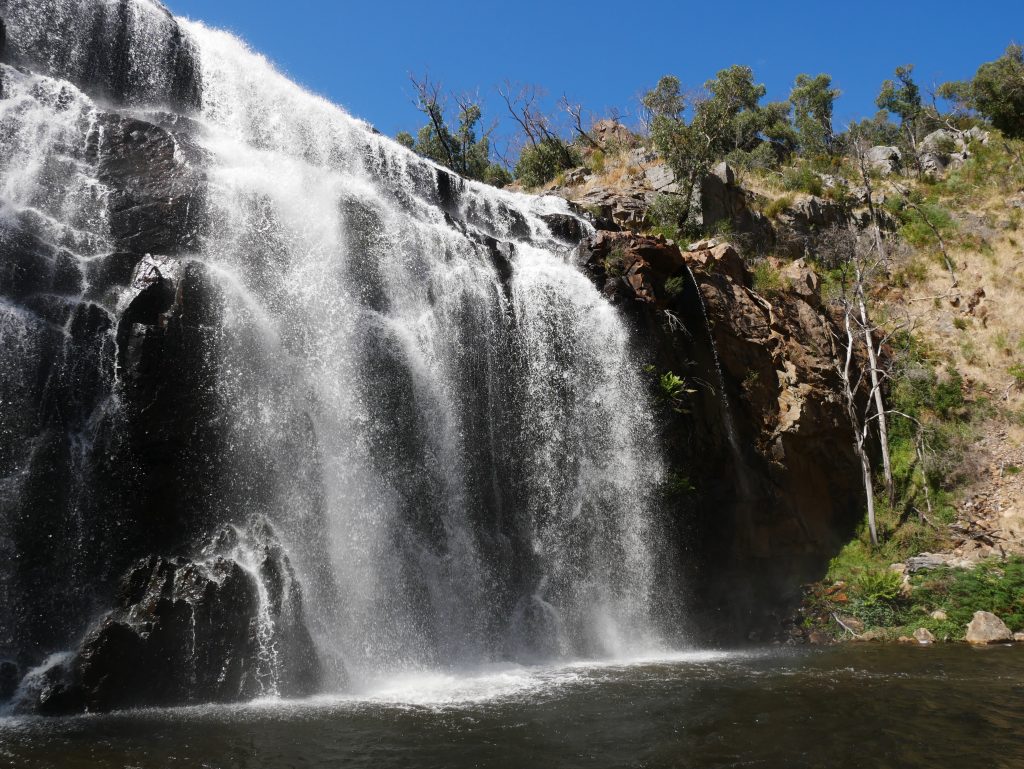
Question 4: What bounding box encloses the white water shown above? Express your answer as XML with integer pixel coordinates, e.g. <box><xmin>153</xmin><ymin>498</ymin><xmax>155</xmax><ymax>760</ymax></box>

<box><xmin>184</xmin><ymin>19</ymin><xmax>673</xmax><ymax>684</ymax></box>
<box><xmin>0</xmin><ymin>0</ymin><xmax>682</xmax><ymax>698</ymax></box>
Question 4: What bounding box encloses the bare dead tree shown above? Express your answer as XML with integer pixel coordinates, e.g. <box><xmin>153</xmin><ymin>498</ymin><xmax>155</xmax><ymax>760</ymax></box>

<box><xmin>498</xmin><ymin>81</ymin><xmax>549</xmax><ymax>147</ymax></box>
<box><xmin>850</xmin><ymin>138</ymin><xmax>897</xmax><ymax>507</ymax></box>
<box><xmin>829</xmin><ymin>285</ymin><xmax>880</xmax><ymax>545</ymax></box>
<box><xmin>559</xmin><ymin>96</ymin><xmax>601</xmax><ymax>151</ymax></box>
<box><xmin>497</xmin><ymin>81</ymin><xmax>580</xmax><ymax>173</ymax></box>
<box><xmin>409</xmin><ymin>73</ymin><xmax>458</xmax><ymax>170</ymax></box>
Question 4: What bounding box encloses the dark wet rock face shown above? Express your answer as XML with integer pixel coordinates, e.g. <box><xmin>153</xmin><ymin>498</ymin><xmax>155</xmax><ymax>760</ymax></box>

<box><xmin>19</xmin><ymin>519</ymin><xmax>321</xmax><ymax>715</ymax></box>
<box><xmin>577</xmin><ymin>231</ymin><xmax>863</xmax><ymax>640</ymax></box>
<box><xmin>0</xmin><ymin>4</ymin><xmax>224</xmax><ymax>682</ymax></box>
<box><xmin>98</xmin><ymin>115</ymin><xmax>208</xmax><ymax>254</ymax></box>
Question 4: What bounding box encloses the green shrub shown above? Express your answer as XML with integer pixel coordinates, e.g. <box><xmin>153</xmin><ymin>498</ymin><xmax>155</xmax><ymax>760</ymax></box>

<box><xmin>659</xmin><ymin>371</ymin><xmax>688</xmax><ymax>400</ymax></box>
<box><xmin>664</xmin><ymin>276</ymin><xmax>687</xmax><ymax>298</ymax></box>
<box><xmin>751</xmin><ymin>260</ymin><xmax>783</xmax><ymax>294</ymax></box>
<box><xmin>648</xmin><ymin>194</ymin><xmax>692</xmax><ymax>241</ymax></box>
<box><xmin>853</xmin><ymin>569</ymin><xmax>904</xmax><ymax>606</ymax></box>
<box><xmin>896</xmin><ymin>201</ymin><xmax>957</xmax><ymax>248</ymax></box>
<box><xmin>1010</xmin><ymin>364</ymin><xmax>1024</xmax><ymax>389</ymax></box>
<box><xmin>843</xmin><ymin>569</ymin><xmax>910</xmax><ymax>627</ymax></box>
<box><xmin>604</xmin><ymin>247</ymin><xmax>626</xmax><ymax>278</ymax></box>
<box><xmin>515</xmin><ymin>138</ymin><xmax>581</xmax><ymax>188</ymax></box>
<box><xmin>911</xmin><ymin>558</ymin><xmax>1024</xmax><ymax>636</ymax></box>
<box><xmin>662</xmin><ymin>472</ymin><xmax>696</xmax><ymax>498</ymax></box>
<box><xmin>782</xmin><ymin>165</ymin><xmax>824</xmax><ymax>196</ymax></box>
<box><xmin>763</xmin><ymin>194</ymin><xmax>794</xmax><ymax>219</ymax></box>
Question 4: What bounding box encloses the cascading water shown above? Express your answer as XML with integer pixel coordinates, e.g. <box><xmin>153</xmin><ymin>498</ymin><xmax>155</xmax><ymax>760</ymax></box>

<box><xmin>0</xmin><ymin>0</ymin><xmax>683</xmax><ymax>708</ymax></box>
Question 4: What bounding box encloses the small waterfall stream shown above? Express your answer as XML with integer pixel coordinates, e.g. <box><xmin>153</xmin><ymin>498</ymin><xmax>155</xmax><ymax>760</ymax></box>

<box><xmin>0</xmin><ymin>0</ymin><xmax>682</xmax><ymax>703</ymax></box>
<box><xmin>685</xmin><ymin>265</ymin><xmax>745</xmax><ymax>468</ymax></box>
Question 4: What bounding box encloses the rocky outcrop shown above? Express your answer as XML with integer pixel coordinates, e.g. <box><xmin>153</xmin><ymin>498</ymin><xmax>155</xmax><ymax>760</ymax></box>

<box><xmin>576</xmin><ymin>231</ymin><xmax>863</xmax><ymax>639</ymax></box>
<box><xmin>589</xmin><ymin>119</ymin><xmax>638</xmax><ymax>150</ymax></box>
<box><xmin>14</xmin><ymin>518</ymin><xmax>321</xmax><ymax>715</ymax></box>
<box><xmin>773</xmin><ymin>195</ymin><xmax>853</xmax><ymax>259</ymax></box>
<box><xmin>918</xmin><ymin>127</ymin><xmax>990</xmax><ymax>176</ymax></box>
<box><xmin>697</xmin><ymin>163</ymin><xmax>774</xmax><ymax>249</ymax></box>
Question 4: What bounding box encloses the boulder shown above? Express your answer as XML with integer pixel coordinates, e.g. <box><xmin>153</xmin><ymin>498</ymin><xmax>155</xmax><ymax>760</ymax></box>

<box><xmin>698</xmin><ymin>163</ymin><xmax>773</xmax><ymax>248</ymax></box>
<box><xmin>15</xmin><ymin>518</ymin><xmax>322</xmax><ymax>714</ymax></box>
<box><xmin>1013</xmin><ymin>632</ymin><xmax>1024</xmax><ymax>643</ymax></box>
<box><xmin>807</xmin><ymin>630</ymin><xmax>831</xmax><ymax>645</ymax></box>
<box><xmin>577</xmin><ymin>230</ymin><xmax>685</xmax><ymax>307</ymax></box>
<box><xmin>917</xmin><ymin>129</ymin><xmax>986</xmax><ymax>176</ymax></box>
<box><xmin>644</xmin><ymin>163</ymin><xmax>677</xmax><ymax>193</ymax></box>
<box><xmin>865</xmin><ymin>146</ymin><xmax>902</xmax><ymax>176</ymax></box>
<box><xmin>563</xmin><ymin>167</ymin><xmax>591</xmax><ymax>186</ymax></box>
<box><xmin>780</xmin><ymin>258</ymin><xmax>822</xmax><ymax>308</ymax></box>
<box><xmin>913</xmin><ymin>627</ymin><xmax>936</xmax><ymax>645</ymax></box>
<box><xmin>963</xmin><ymin>126</ymin><xmax>990</xmax><ymax>145</ymax></box>
<box><xmin>688</xmin><ymin>243</ymin><xmax>748</xmax><ymax>287</ymax></box>
<box><xmin>541</xmin><ymin>212</ymin><xmax>587</xmax><ymax>243</ymax></box>
<box><xmin>965</xmin><ymin>611</ymin><xmax>1012</xmax><ymax>644</ymax></box>
<box><xmin>573</xmin><ymin>188</ymin><xmax>648</xmax><ymax>230</ymax></box>
<box><xmin>906</xmin><ymin>553</ymin><xmax>959</xmax><ymax>573</ymax></box>
<box><xmin>930</xmin><ymin>610</ymin><xmax>948</xmax><ymax>621</ymax></box>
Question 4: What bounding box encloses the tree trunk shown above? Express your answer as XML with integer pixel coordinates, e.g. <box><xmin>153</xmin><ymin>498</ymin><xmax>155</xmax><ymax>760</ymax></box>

<box><xmin>841</xmin><ymin>308</ymin><xmax>879</xmax><ymax>546</ymax></box>
<box><xmin>858</xmin><ymin>287</ymin><xmax>894</xmax><ymax>507</ymax></box>
<box><xmin>857</xmin><ymin>428</ymin><xmax>879</xmax><ymax>546</ymax></box>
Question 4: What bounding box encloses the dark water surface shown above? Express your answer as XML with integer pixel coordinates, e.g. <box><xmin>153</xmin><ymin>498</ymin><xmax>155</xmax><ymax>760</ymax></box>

<box><xmin>3</xmin><ymin>645</ymin><xmax>1023</xmax><ymax>769</ymax></box>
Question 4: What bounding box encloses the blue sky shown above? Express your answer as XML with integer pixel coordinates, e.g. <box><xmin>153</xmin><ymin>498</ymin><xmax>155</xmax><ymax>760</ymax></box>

<box><xmin>166</xmin><ymin>0</ymin><xmax>1020</xmax><ymax>147</ymax></box>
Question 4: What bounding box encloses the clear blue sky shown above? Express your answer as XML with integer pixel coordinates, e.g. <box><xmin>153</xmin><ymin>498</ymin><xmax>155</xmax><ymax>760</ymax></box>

<box><xmin>166</xmin><ymin>0</ymin><xmax>1020</xmax><ymax>145</ymax></box>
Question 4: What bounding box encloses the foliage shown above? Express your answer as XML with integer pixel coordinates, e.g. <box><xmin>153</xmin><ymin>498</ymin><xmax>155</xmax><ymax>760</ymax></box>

<box><xmin>515</xmin><ymin>137</ymin><xmax>581</xmax><ymax>188</ymax></box>
<box><xmin>848</xmin><ymin>569</ymin><xmax>908</xmax><ymax>626</ymax></box>
<box><xmin>751</xmin><ymin>260</ymin><xmax>783</xmax><ymax>294</ymax></box>
<box><xmin>642</xmin><ymin>66</ymin><xmax>795</xmax><ymax>224</ymax></box>
<box><xmin>941</xmin><ymin>44</ymin><xmax>1024</xmax><ymax>139</ymax></box>
<box><xmin>911</xmin><ymin>558</ymin><xmax>1024</xmax><ymax>635</ymax></box>
<box><xmin>643</xmin><ymin>366</ymin><xmax>697</xmax><ymax>415</ymax></box>
<box><xmin>876</xmin><ymin>65</ymin><xmax>925</xmax><ymax>144</ymax></box>
<box><xmin>884</xmin><ymin>194</ymin><xmax>956</xmax><ymax>249</ymax></box>
<box><xmin>762</xmin><ymin>194</ymin><xmax>794</xmax><ymax>219</ymax></box>
<box><xmin>661</xmin><ymin>471</ymin><xmax>697</xmax><ymax>498</ymax></box>
<box><xmin>789</xmin><ymin>73</ymin><xmax>841</xmax><ymax>157</ymax></box>
<box><xmin>781</xmin><ymin>164</ymin><xmax>824</xmax><ymax>196</ymax></box>
<box><xmin>1010</xmin><ymin>363</ymin><xmax>1024</xmax><ymax>389</ymax></box>
<box><xmin>658</xmin><ymin>371</ymin><xmax>689</xmax><ymax>400</ymax></box>
<box><xmin>664</xmin><ymin>276</ymin><xmax>687</xmax><ymax>298</ymax></box>
<box><xmin>647</xmin><ymin>193</ymin><xmax>693</xmax><ymax>242</ymax></box>
<box><xmin>400</xmin><ymin>82</ymin><xmax>510</xmax><ymax>186</ymax></box>
<box><xmin>842</xmin><ymin>110</ymin><xmax>904</xmax><ymax>150</ymax></box>
<box><xmin>603</xmin><ymin>247</ymin><xmax>627</xmax><ymax>278</ymax></box>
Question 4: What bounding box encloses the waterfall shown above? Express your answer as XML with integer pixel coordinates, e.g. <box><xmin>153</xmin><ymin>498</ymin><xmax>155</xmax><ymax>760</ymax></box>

<box><xmin>0</xmin><ymin>0</ymin><xmax>680</xmax><ymax>702</ymax></box>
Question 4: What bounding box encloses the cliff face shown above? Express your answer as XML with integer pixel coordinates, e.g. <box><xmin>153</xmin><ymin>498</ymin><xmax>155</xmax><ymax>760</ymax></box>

<box><xmin>576</xmin><ymin>232</ymin><xmax>863</xmax><ymax>639</ymax></box>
